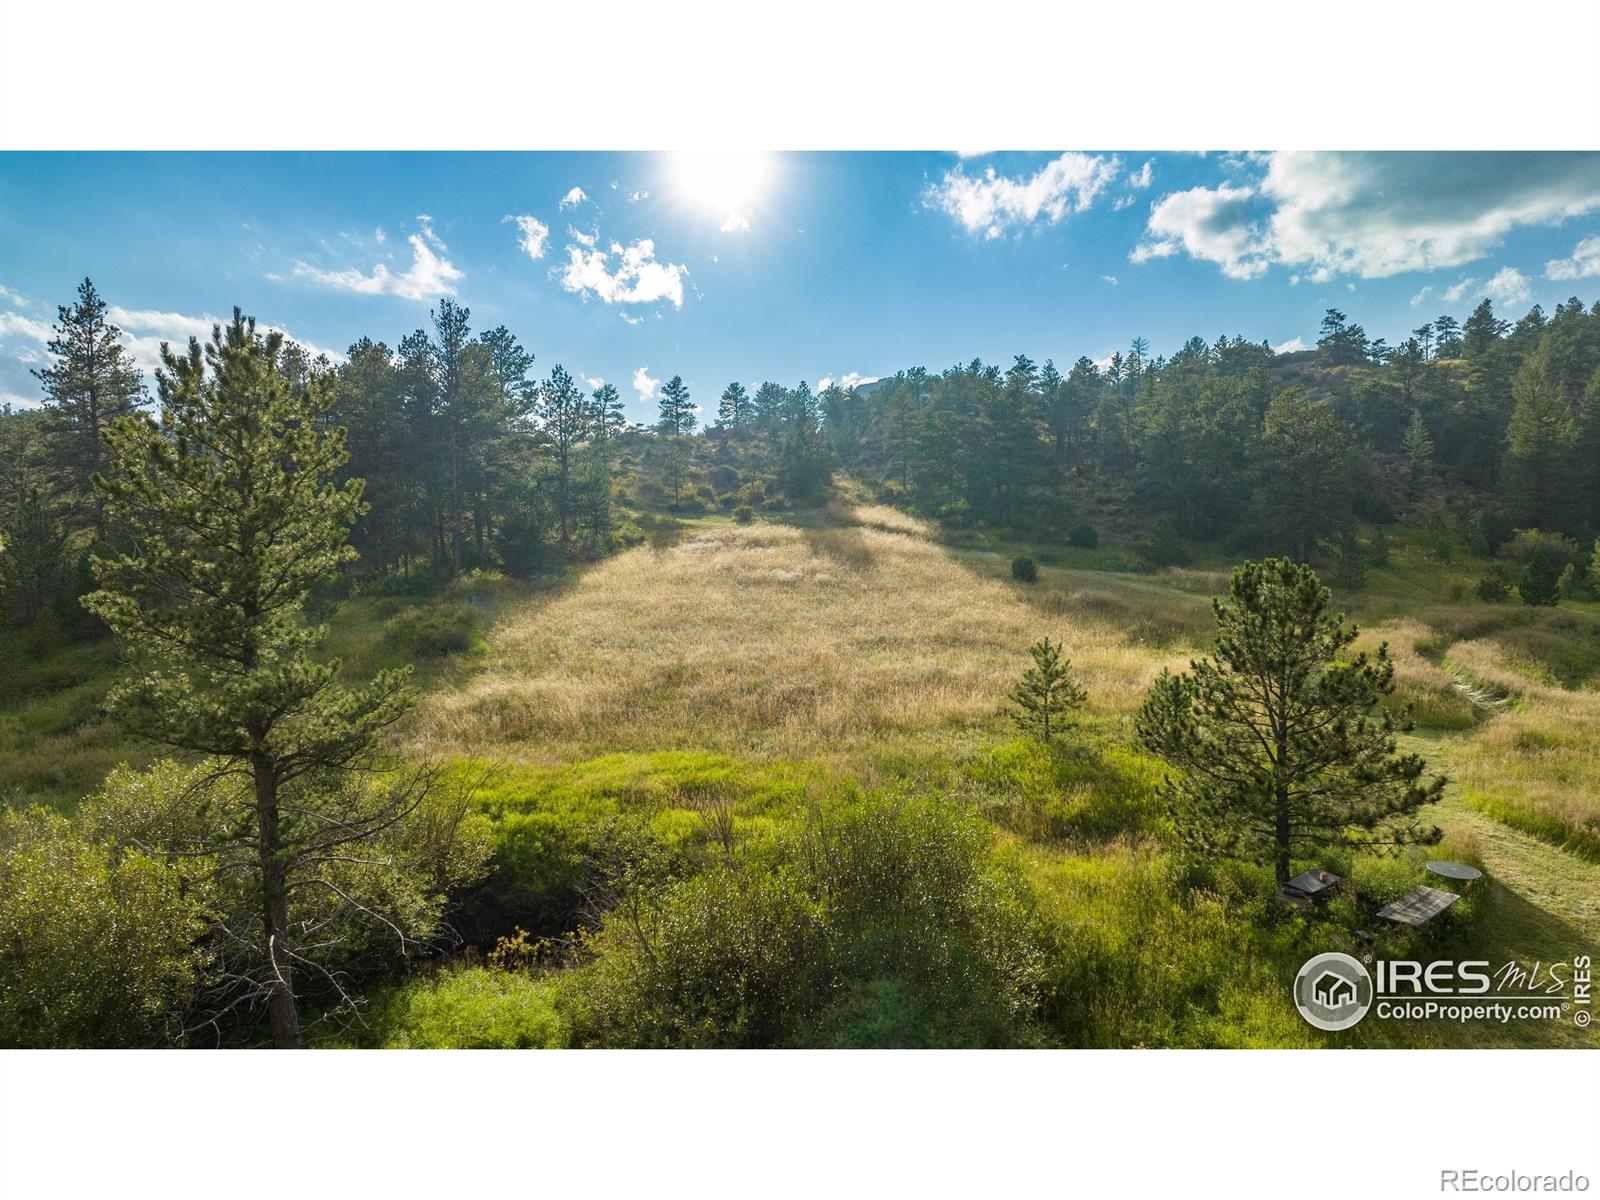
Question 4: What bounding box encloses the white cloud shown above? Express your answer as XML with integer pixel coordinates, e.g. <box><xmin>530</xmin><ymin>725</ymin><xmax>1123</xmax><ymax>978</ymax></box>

<box><xmin>0</xmin><ymin>283</ymin><xmax>29</xmax><ymax>307</ymax></box>
<box><xmin>1409</xmin><ymin>285</ymin><xmax>1432</xmax><ymax>306</ymax></box>
<box><xmin>1129</xmin><ymin>159</ymin><xmax>1154</xmax><ymax>190</ymax></box>
<box><xmin>559</xmin><ymin>237</ymin><xmax>688</xmax><ymax>309</ymax></box>
<box><xmin>720</xmin><ymin>212</ymin><xmax>750</xmax><ymax>233</ymax></box>
<box><xmin>374</xmin><ymin>227</ymin><xmax>387</xmax><ymax>244</ymax></box>
<box><xmin>560</xmin><ymin>186</ymin><xmax>588</xmax><ymax>210</ymax></box>
<box><xmin>585</xmin><ymin>376</ymin><xmax>605</xmax><ymax>390</ymax></box>
<box><xmin>504</xmin><ymin>213</ymin><xmax>549</xmax><ymax>260</ymax></box>
<box><xmin>1482</xmin><ymin>266</ymin><xmax>1531</xmax><ymax>309</ymax></box>
<box><xmin>628</xmin><ymin>189</ymin><xmax>649</xmax><ymax>204</ymax></box>
<box><xmin>1132</xmin><ymin>151</ymin><xmax>1600</xmax><ymax>281</ymax></box>
<box><xmin>2</xmin><ymin>391</ymin><xmax>42</xmax><ymax>410</ymax></box>
<box><xmin>570</xmin><ymin>226</ymin><xmax>598</xmax><ymax>249</ymax></box>
<box><xmin>1132</xmin><ymin>184</ymin><xmax>1267</xmax><ymax>279</ymax></box>
<box><xmin>1439</xmin><ymin>277</ymin><xmax>1476</xmax><ymax>304</ymax></box>
<box><xmin>632</xmin><ymin>366</ymin><xmax>659</xmax><ymax>402</ymax></box>
<box><xmin>291</xmin><ymin>222</ymin><xmax>463</xmax><ymax>301</ymax></box>
<box><xmin>0</xmin><ymin>311</ymin><xmax>55</xmax><ymax>344</ymax></box>
<box><xmin>816</xmin><ymin>376</ymin><xmax>832</xmax><ymax>391</ymax></box>
<box><xmin>1271</xmin><ymin>337</ymin><xmax>1306</xmax><ymax>355</ymax></box>
<box><xmin>839</xmin><ymin>371</ymin><xmax>879</xmax><ymax>390</ymax></box>
<box><xmin>924</xmin><ymin>152</ymin><xmax>1121</xmax><ymax>239</ymax></box>
<box><xmin>1546</xmin><ymin>234</ymin><xmax>1600</xmax><ymax>281</ymax></box>
<box><xmin>1101</xmin><ymin>274</ymin><xmax>1118</xmax><ymax>285</ymax></box>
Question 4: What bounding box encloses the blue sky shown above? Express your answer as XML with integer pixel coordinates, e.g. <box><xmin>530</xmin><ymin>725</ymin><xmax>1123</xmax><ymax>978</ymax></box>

<box><xmin>2</xmin><ymin>151</ymin><xmax>1599</xmax><ymax>422</ymax></box>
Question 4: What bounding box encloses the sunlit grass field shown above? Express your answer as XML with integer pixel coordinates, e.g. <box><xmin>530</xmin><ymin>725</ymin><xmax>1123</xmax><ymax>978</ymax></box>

<box><xmin>5</xmin><ymin>501</ymin><xmax>1596</xmax><ymax>1047</ymax></box>
<box><xmin>393</xmin><ymin>503</ymin><xmax>1599</xmax><ymax>1047</ymax></box>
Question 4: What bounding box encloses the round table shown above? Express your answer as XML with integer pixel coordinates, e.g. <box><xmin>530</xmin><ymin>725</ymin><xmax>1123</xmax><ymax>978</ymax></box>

<box><xmin>1426</xmin><ymin>860</ymin><xmax>1483</xmax><ymax>883</ymax></box>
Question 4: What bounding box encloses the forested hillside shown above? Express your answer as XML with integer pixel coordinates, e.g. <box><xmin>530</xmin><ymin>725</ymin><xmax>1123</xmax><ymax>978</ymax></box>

<box><xmin>2</xmin><ymin>278</ymin><xmax>1598</xmax><ymax>1049</ymax></box>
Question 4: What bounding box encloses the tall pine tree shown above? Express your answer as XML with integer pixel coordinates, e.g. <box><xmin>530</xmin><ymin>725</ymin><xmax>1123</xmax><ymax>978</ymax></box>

<box><xmin>1136</xmin><ymin>559</ymin><xmax>1443</xmax><ymax>886</ymax></box>
<box><xmin>86</xmin><ymin>312</ymin><xmax>416</xmax><ymax>1047</ymax></box>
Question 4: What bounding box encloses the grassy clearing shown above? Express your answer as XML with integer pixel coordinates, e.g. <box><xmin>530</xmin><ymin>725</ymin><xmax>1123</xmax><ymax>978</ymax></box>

<box><xmin>411</xmin><ymin>505</ymin><xmax>1188</xmax><ymax>765</ymax></box>
<box><xmin>6</xmin><ymin>502</ymin><xmax>1596</xmax><ymax>1047</ymax></box>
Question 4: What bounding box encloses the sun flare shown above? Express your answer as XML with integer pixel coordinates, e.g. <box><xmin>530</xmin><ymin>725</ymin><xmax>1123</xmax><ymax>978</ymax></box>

<box><xmin>674</xmin><ymin>151</ymin><xmax>772</xmax><ymax>221</ymax></box>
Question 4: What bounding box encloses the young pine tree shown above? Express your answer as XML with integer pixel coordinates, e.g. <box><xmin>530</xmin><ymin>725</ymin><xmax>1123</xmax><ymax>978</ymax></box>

<box><xmin>1136</xmin><ymin>558</ymin><xmax>1443</xmax><ymax>887</ymax></box>
<box><xmin>1401</xmin><ymin>408</ymin><xmax>1435</xmax><ymax>502</ymax></box>
<box><xmin>1008</xmin><ymin>636</ymin><xmax>1087</xmax><ymax>743</ymax></box>
<box><xmin>85</xmin><ymin>311</ymin><xmax>417</xmax><ymax>1048</ymax></box>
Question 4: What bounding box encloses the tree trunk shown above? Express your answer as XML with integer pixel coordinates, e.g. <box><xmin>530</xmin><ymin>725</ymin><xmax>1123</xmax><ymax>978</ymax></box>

<box><xmin>253</xmin><ymin>754</ymin><xmax>303</xmax><ymax>1049</ymax></box>
<box><xmin>1273</xmin><ymin>784</ymin><xmax>1292</xmax><ymax>887</ymax></box>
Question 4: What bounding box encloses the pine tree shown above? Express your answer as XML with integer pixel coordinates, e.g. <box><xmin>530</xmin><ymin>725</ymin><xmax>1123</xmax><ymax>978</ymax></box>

<box><xmin>1433</xmin><ymin>315</ymin><xmax>1463</xmax><ymax>358</ymax></box>
<box><xmin>1505</xmin><ymin>346</ymin><xmax>1579</xmax><ymax>532</ymax></box>
<box><xmin>1401</xmin><ymin>408</ymin><xmax>1435</xmax><ymax>501</ymax></box>
<box><xmin>32</xmin><ymin>278</ymin><xmax>144</xmax><ymax>539</ymax></box>
<box><xmin>85</xmin><ymin>311</ymin><xmax>417</xmax><ymax>1047</ymax></box>
<box><xmin>538</xmin><ymin>364</ymin><xmax>587</xmax><ymax>547</ymax></box>
<box><xmin>657</xmin><ymin>374</ymin><xmax>696</xmax><ymax>437</ymax></box>
<box><xmin>717</xmin><ymin>381</ymin><xmax>750</xmax><ymax>431</ymax></box>
<box><xmin>589</xmin><ymin>382</ymin><xmax>626</xmax><ymax>445</ymax></box>
<box><xmin>1253</xmin><ymin>391</ymin><xmax>1355</xmax><ymax>561</ymax></box>
<box><xmin>1136</xmin><ymin>558</ymin><xmax>1443</xmax><ymax>886</ymax></box>
<box><xmin>1008</xmin><ymin>636</ymin><xmax>1087</xmax><ymax>743</ymax></box>
<box><xmin>0</xmin><ymin>488</ymin><xmax>67</xmax><ymax>630</ymax></box>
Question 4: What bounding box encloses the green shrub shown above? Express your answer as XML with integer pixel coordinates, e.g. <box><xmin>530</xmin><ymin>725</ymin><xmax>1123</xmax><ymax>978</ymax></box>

<box><xmin>0</xmin><ymin>807</ymin><xmax>210</xmax><ymax>1047</ymax></box>
<box><xmin>1139</xmin><ymin>521</ymin><xmax>1190</xmax><ymax>567</ymax></box>
<box><xmin>1067</xmin><ymin>523</ymin><xmax>1099</xmax><ymax>549</ymax></box>
<box><xmin>350</xmin><ymin>967</ymin><xmax>568</xmax><ymax>1048</ymax></box>
<box><xmin>568</xmin><ymin>791</ymin><xmax>1046</xmax><ymax>1048</ymax></box>
<box><xmin>733</xmin><ymin>504</ymin><xmax>756</xmax><ymax>525</ymax></box>
<box><xmin>1518</xmin><ymin>551</ymin><xmax>1561</xmax><ymax>607</ymax></box>
<box><xmin>1476</xmin><ymin>565</ymin><xmax>1514</xmax><ymax>603</ymax></box>
<box><xmin>1011</xmin><ymin>555</ymin><xmax>1038</xmax><ymax>583</ymax></box>
<box><xmin>381</xmin><ymin>602</ymin><xmax>479</xmax><ymax>657</ymax></box>
<box><xmin>1501</xmin><ymin>528</ymin><xmax>1581</xmax><ymax>571</ymax></box>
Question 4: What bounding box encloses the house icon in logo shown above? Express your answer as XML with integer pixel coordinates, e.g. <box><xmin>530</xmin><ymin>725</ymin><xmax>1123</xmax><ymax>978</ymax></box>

<box><xmin>1294</xmin><ymin>952</ymin><xmax>1374</xmax><ymax>1031</ymax></box>
<box><xmin>1312</xmin><ymin>970</ymin><xmax>1357</xmax><ymax>1009</ymax></box>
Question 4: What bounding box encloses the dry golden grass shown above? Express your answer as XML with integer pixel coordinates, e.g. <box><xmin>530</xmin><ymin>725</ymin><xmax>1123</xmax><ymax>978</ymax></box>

<box><xmin>1350</xmin><ymin>619</ymin><xmax>1478</xmax><ymax>730</ymax></box>
<box><xmin>1444</xmin><ymin>638</ymin><xmax>1600</xmax><ymax>857</ymax></box>
<box><xmin>410</xmin><ymin>508</ymin><xmax>1182</xmax><ymax>764</ymax></box>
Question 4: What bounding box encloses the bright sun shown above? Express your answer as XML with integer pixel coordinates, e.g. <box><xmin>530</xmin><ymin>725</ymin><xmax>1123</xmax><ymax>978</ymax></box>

<box><xmin>674</xmin><ymin>151</ymin><xmax>772</xmax><ymax>218</ymax></box>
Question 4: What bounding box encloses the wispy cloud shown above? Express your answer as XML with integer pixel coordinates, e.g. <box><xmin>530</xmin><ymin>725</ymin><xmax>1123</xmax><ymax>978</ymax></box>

<box><xmin>1271</xmin><ymin>337</ymin><xmax>1306</xmax><ymax>355</ymax></box>
<box><xmin>1482</xmin><ymin>266</ymin><xmax>1531</xmax><ymax>309</ymax></box>
<box><xmin>504</xmin><ymin>213</ymin><xmax>549</xmax><ymax>260</ymax></box>
<box><xmin>1546</xmin><ymin>234</ymin><xmax>1600</xmax><ymax>281</ymax></box>
<box><xmin>560</xmin><ymin>186</ymin><xmax>588</xmax><ymax>210</ymax></box>
<box><xmin>720</xmin><ymin>213</ymin><xmax>750</xmax><ymax>234</ymax></box>
<box><xmin>924</xmin><ymin>152</ymin><xmax>1121</xmax><ymax>239</ymax></box>
<box><xmin>291</xmin><ymin>217</ymin><xmax>462</xmax><ymax>301</ymax></box>
<box><xmin>0</xmin><ymin>310</ymin><xmax>55</xmax><ymax>344</ymax></box>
